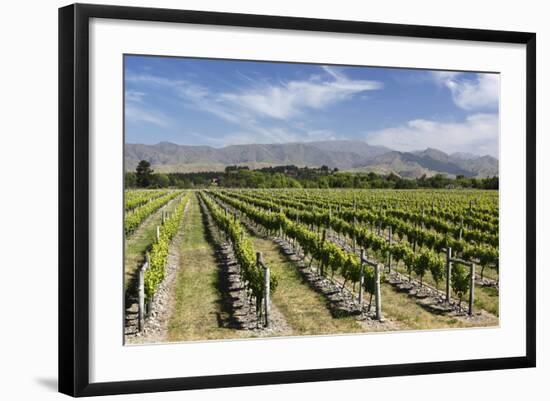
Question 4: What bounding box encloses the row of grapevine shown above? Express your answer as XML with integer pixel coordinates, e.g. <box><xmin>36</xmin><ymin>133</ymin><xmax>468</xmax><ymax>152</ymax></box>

<box><xmin>206</xmin><ymin>191</ymin><xmax>380</xmax><ymax>303</ymax></box>
<box><xmin>220</xmin><ymin>189</ymin><xmax>498</xmax><ymax>269</ymax></box>
<box><xmin>124</xmin><ymin>191</ymin><xmax>182</xmax><ymax>235</ymax></box>
<box><xmin>246</xmin><ymin>189</ymin><xmax>498</xmax><ymax>231</ymax></box>
<box><xmin>199</xmin><ymin>192</ymin><xmax>278</xmax><ymax>317</ymax></box>
<box><xmin>231</xmin><ymin>189</ymin><xmax>498</xmax><ymax>249</ymax></box>
<box><xmin>125</xmin><ymin>189</ymin><xmax>167</xmax><ymax>211</ymax></box>
<box><xmin>144</xmin><ymin>192</ymin><xmax>191</xmax><ymax>301</ymax></box>
<box><xmin>209</xmin><ymin>190</ymin><xmax>477</xmax><ymax>303</ymax></box>
<box><xmin>294</xmin><ymin>187</ymin><xmax>499</xmax><ymax>214</ymax></box>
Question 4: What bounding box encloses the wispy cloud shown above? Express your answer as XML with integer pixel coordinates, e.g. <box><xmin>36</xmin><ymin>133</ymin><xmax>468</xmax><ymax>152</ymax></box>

<box><xmin>125</xmin><ymin>90</ymin><xmax>146</xmax><ymax>103</ymax></box>
<box><xmin>125</xmin><ymin>84</ymin><xmax>170</xmax><ymax>127</ymax></box>
<box><xmin>125</xmin><ymin>104</ymin><xmax>170</xmax><ymax>127</ymax></box>
<box><xmin>217</xmin><ymin>127</ymin><xmax>337</xmax><ymax>148</ymax></box>
<box><xmin>127</xmin><ymin>73</ymin><xmax>243</xmax><ymax>125</ymax></box>
<box><xmin>366</xmin><ymin>113</ymin><xmax>499</xmax><ymax>157</ymax></box>
<box><xmin>126</xmin><ymin>67</ymin><xmax>380</xmax><ymax>145</ymax></box>
<box><xmin>431</xmin><ymin>72</ymin><xmax>499</xmax><ymax>110</ymax></box>
<box><xmin>220</xmin><ymin>66</ymin><xmax>382</xmax><ymax>120</ymax></box>
<box><xmin>127</xmin><ymin>67</ymin><xmax>381</xmax><ymax>121</ymax></box>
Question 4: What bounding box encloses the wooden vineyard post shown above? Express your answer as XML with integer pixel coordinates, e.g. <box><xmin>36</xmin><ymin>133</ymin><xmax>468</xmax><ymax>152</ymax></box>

<box><xmin>413</xmin><ymin>224</ymin><xmax>417</xmax><ymax>254</ymax></box>
<box><xmin>353</xmin><ymin>216</ymin><xmax>357</xmax><ymax>252</ymax></box>
<box><xmin>469</xmin><ymin>263</ymin><xmax>476</xmax><ymax>316</ymax></box>
<box><xmin>257</xmin><ymin>252</ymin><xmax>270</xmax><ymax>328</ymax></box>
<box><xmin>359</xmin><ymin>249</ymin><xmax>365</xmax><ymax>304</ymax></box>
<box><xmin>233</xmin><ymin>210</ymin><xmax>238</xmax><ymax>223</ymax></box>
<box><xmin>387</xmin><ymin>226</ymin><xmax>393</xmax><ymax>273</ymax></box>
<box><xmin>328</xmin><ymin>205</ymin><xmax>332</xmax><ymax>238</ymax></box>
<box><xmin>146</xmin><ymin>253</ymin><xmax>153</xmax><ymax>316</ymax></box>
<box><xmin>320</xmin><ymin>229</ymin><xmax>327</xmax><ymax>276</ymax></box>
<box><xmin>445</xmin><ymin>247</ymin><xmax>452</xmax><ymax>303</ymax></box>
<box><xmin>294</xmin><ymin>215</ymin><xmax>300</xmax><ymax>250</ymax></box>
<box><xmin>138</xmin><ymin>264</ymin><xmax>145</xmax><ymax>332</ymax></box>
<box><xmin>279</xmin><ymin>207</ymin><xmax>284</xmax><ymax>240</ymax></box>
<box><xmin>138</xmin><ymin>253</ymin><xmax>150</xmax><ymax>332</ymax></box>
<box><xmin>375</xmin><ymin>262</ymin><xmax>382</xmax><ymax>320</ymax></box>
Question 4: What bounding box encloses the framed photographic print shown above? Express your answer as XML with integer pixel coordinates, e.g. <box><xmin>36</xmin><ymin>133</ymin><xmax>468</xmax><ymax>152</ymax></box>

<box><xmin>58</xmin><ymin>3</ymin><xmax>536</xmax><ymax>397</ymax></box>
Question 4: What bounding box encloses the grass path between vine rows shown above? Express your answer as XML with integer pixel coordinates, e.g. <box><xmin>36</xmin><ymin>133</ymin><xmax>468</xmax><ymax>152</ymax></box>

<box><xmin>167</xmin><ymin>194</ymin><xmax>245</xmax><ymax>342</ymax></box>
<box><xmin>250</xmin><ymin>237</ymin><xmax>364</xmax><ymax>336</ymax></box>
<box><xmin>378</xmin><ymin>282</ymin><xmax>498</xmax><ymax>330</ymax></box>
<box><xmin>318</xmin><ymin>239</ymin><xmax>499</xmax><ymax>330</ymax></box>
<box><xmin>166</xmin><ymin>194</ymin><xmax>365</xmax><ymax>341</ymax></box>
<box><xmin>387</xmin><ymin>261</ymin><xmax>499</xmax><ymax>317</ymax></box>
<box><xmin>332</xmin><ymin>231</ymin><xmax>499</xmax><ymax>318</ymax></box>
<box><xmin>124</xmin><ymin>194</ymin><xmax>182</xmax><ymax>292</ymax></box>
<box><xmin>264</xmin><ymin>235</ymin><xmax>498</xmax><ymax>332</ymax></box>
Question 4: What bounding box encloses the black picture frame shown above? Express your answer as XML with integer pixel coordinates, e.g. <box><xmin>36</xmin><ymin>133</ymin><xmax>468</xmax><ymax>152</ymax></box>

<box><xmin>59</xmin><ymin>3</ymin><xmax>536</xmax><ymax>397</ymax></box>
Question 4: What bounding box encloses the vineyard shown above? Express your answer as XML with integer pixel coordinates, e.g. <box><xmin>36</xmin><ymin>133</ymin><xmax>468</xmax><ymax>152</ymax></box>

<box><xmin>124</xmin><ymin>188</ymin><xmax>499</xmax><ymax>344</ymax></box>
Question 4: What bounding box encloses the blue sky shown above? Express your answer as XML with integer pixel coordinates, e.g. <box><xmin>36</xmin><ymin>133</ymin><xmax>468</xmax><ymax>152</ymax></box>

<box><xmin>125</xmin><ymin>55</ymin><xmax>499</xmax><ymax>157</ymax></box>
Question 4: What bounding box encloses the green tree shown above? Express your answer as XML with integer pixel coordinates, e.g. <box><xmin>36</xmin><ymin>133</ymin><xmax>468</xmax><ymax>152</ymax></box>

<box><xmin>124</xmin><ymin>172</ymin><xmax>137</xmax><ymax>188</ymax></box>
<box><xmin>152</xmin><ymin>173</ymin><xmax>170</xmax><ymax>188</ymax></box>
<box><xmin>135</xmin><ymin>160</ymin><xmax>154</xmax><ymax>187</ymax></box>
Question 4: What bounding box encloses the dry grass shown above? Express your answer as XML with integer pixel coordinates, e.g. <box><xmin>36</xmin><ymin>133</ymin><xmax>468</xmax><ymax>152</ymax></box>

<box><xmin>124</xmin><ymin>196</ymin><xmax>181</xmax><ymax>291</ymax></box>
<box><xmin>252</xmin><ymin>237</ymin><xmax>363</xmax><ymax>336</ymax></box>
<box><xmin>388</xmin><ymin>260</ymin><xmax>499</xmax><ymax>317</ymax></box>
<box><xmin>167</xmin><ymin>194</ymin><xmax>246</xmax><ymax>342</ymax></box>
<box><xmin>166</xmin><ymin>196</ymin><xmax>362</xmax><ymax>341</ymax></box>
<box><xmin>379</xmin><ymin>283</ymin><xmax>497</xmax><ymax>330</ymax></box>
<box><xmin>299</xmin><ymin>245</ymin><xmax>498</xmax><ymax>331</ymax></box>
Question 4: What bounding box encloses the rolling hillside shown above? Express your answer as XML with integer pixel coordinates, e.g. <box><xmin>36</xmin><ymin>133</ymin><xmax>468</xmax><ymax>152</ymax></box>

<box><xmin>125</xmin><ymin>140</ymin><xmax>498</xmax><ymax>178</ymax></box>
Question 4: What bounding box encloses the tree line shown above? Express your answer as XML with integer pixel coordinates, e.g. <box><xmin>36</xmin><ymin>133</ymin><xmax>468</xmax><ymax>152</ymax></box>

<box><xmin>126</xmin><ymin>160</ymin><xmax>498</xmax><ymax>190</ymax></box>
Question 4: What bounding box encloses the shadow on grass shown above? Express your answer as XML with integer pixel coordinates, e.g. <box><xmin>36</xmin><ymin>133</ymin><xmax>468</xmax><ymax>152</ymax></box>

<box><xmin>198</xmin><ymin>195</ymin><xmax>247</xmax><ymax>330</ymax></box>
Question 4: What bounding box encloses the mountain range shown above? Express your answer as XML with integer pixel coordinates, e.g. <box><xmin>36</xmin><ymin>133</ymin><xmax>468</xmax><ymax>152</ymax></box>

<box><xmin>125</xmin><ymin>140</ymin><xmax>498</xmax><ymax>178</ymax></box>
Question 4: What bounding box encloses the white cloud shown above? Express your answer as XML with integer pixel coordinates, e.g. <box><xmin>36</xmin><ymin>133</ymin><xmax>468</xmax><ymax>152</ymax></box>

<box><xmin>128</xmin><ymin>67</ymin><xmax>381</xmax><ymax>122</ymax></box>
<box><xmin>125</xmin><ymin>90</ymin><xmax>146</xmax><ymax>103</ymax></box>
<box><xmin>126</xmin><ymin>105</ymin><xmax>170</xmax><ymax>127</ymax></box>
<box><xmin>321</xmin><ymin>66</ymin><xmax>345</xmax><ymax>80</ymax></box>
<box><xmin>124</xmin><ymin>82</ymin><xmax>169</xmax><ymax>127</ymax></box>
<box><xmin>431</xmin><ymin>71</ymin><xmax>462</xmax><ymax>82</ymax></box>
<box><xmin>366</xmin><ymin>113</ymin><xmax>499</xmax><ymax>157</ymax></box>
<box><xmin>126</xmin><ymin>74</ymin><xmax>181</xmax><ymax>87</ymax></box>
<box><xmin>220</xmin><ymin>66</ymin><xmax>382</xmax><ymax>119</ymax></box>
<box><xmin>125</xmin><ymin>68</ymin><xmax>378</xmax><ymax>145</ymax></box>
<box><xmin>431</xmin><ymin>72</ymin><xmax>499</xmax><ymax>110</ymax></box>
<box><xmin>217</xmin><ymin>125</ymin><xmax>337</xmax><ymax>147</ymax></box>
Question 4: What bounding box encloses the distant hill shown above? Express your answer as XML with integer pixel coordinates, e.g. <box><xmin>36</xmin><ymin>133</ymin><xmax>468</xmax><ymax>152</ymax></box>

<box><xmin>125</xmin><ymin>140</ymin><xmax>498</xmax><ymax>178</ymax></box>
